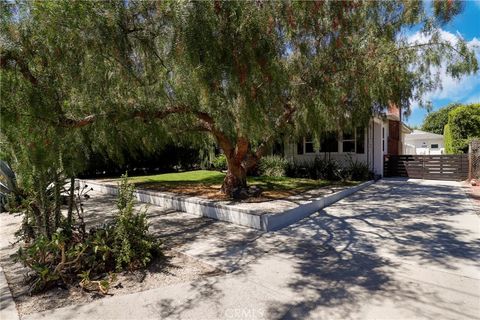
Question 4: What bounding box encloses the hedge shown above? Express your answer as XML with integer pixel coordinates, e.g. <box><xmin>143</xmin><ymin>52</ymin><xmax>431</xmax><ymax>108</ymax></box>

<box><xmin>444</xmin><ymin>103</ymin><xmax>480</xmax><ymax>154</ymax></box>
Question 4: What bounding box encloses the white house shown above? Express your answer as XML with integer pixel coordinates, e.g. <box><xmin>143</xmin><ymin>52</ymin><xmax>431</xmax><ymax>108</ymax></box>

<box><xmin>284</xmin><ymin>105</ymin><xmax>411</xmax><ymax>176</ymax></box>
<box><xmin>404</xmin><ymin>130</ymin><xmax>445</xmax><ymax>155</ymax></box>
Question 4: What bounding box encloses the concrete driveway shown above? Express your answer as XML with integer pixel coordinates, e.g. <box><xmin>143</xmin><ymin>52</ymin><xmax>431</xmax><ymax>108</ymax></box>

<box><xmin>11</xmin><ymin>179</ymin><xmax>480</xmax><ymax>320</ymax></box>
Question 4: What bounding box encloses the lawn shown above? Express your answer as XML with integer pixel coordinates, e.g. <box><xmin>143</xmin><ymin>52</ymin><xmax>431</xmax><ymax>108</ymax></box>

<box><xmin>124</xmin><ymin>170</ymin><xmax>358</xmax><ymax>199</ymax></box>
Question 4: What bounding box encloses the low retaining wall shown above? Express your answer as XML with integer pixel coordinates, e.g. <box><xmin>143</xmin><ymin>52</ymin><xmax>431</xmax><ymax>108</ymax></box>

<box><xmin>78</xmin><ymin>180</ymin><xmax>374</xmax><ymax>231</ymax></box>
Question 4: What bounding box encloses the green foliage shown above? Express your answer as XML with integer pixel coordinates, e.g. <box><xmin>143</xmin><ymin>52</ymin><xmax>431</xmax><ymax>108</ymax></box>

<box><xmin>15</xmin><ymin>175</ymin><xmax>160</xmax><ymax>294</ymax></box>
<box><xmin>15</xmin><ymin>226</ymin><xmax>116</xmax><ymax>293</ymax></box>
<box><xmin>344</xmin><ymin>158</ymin><xmax>372</xmax><ymax>181</ymax></box>
<box><xmin>444</xmin><ymin>123</ymin><xmax>454</xmax><ymax>154</ymax></box>
<box><xmin>211</xmin><ymin>154</ymin><xmax>227</xmax><ymax>171</ymax></box>
<box><xmin>286</xmin><ymin>157</ymin><xmax>372</xmax><ymax>181</ymax></box>
<box><xmin>113</xmin><ymin>174</ymin><xmax>158</xmax><ymax>271</ymax></box>
<box><xmin>2</xmin><ymin>0</ymin><xmax>477</xmax><ymax>195</ymax></box>
<box><xmin>287</xmin><ymin>158</ymin><xmax>342</xmax><ymax>181</ymax></box>
<box><xmin>422</xmin><ymin>104</ymin><xmax>459</xmax><ymax>134</ymax></box>
<box><xmin>258</xmin><ymin>155</ymin><xmax>288</xmax><ymax>177</ymax></box>
<box><xmin>446</xmin><ymin>104</ymin><xmax>480</xmax><ymax>154</ymax></box>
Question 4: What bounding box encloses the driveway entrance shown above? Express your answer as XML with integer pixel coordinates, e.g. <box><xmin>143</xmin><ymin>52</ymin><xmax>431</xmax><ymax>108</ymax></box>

<box><xmin>384</xmin><ymin>154</ymin><xmax>469</xmax><ymax>180</ymax></box>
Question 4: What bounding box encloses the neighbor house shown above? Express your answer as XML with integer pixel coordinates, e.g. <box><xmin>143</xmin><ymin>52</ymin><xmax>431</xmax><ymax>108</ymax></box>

<box><xmin>284</xmin><ymin>104</ymin><xmax>412</xmax><ymax>176</ymax></box>
<box><xmin>404</xmin><ymin>130</ymin><xmax>445</xmax><ymax>155</ymax></box>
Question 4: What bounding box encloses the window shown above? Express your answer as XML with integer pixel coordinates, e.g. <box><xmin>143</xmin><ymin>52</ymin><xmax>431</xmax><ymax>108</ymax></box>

<box><xmin>431</xmin><ymin>144</ymin><xmax>439</xmax><ymax>149</ymax></box>
<box><xmin>341</xmin><ymin>127</ymin><xmax>364</xmax><ymax>153</ymax></box>
<box><xmin>320</xmin><ymin>132</ymin><xmax>338</xmax><ymax>152</ymax></box>
<box><xmin>356</xmin><ymin>127</ymin><xmax>365</xmax><ymax>154</ymax></box>
<box><xmin>305</xmin><ymin>136</ymin><xmax>314</xmax><ymax>153</ymax></box>
<box><xmin>342</xmin><ymin>129</ymin><xmax>355</xmax><ymax>153</ymax></box>
<box><xmin>297</xmin><ymin>139</ymin><xmax>304</xmax><ymax>155</ymax></box>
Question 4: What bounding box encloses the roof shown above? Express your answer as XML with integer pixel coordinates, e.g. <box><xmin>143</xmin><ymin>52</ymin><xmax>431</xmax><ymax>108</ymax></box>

<box><xmin>405</xmin><ymin>130</ymin><xmax>444</xmax><ymax>140</ymax></box>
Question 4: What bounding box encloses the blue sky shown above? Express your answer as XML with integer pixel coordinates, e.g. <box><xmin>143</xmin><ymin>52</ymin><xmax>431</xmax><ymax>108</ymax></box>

<box><xmin>405</xmin><ymin>0</ymin><xmax>480</xmax><ymax>127</ymax></box>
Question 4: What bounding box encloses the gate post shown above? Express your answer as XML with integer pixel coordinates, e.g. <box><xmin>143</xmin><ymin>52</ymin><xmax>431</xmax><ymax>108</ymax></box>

<box><xmin>468</xmin><ymin>143</ymin><xmax>472</xmax><ymax>181</ymax></box>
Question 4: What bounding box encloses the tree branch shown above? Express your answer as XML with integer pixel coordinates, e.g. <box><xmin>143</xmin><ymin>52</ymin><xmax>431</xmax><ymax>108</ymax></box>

<box><xmin>1</xmin><ymin>51</ymin><xmax>39</xmax><ymax>85</ymax></box>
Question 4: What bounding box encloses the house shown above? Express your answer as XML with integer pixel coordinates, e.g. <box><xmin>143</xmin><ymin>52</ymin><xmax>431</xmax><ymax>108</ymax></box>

<box><xmin>284</xmin><ymin>104</ymin><xmax>412</xmax><ymax>176</ymax></box>
<box><xmin>404</xmin><ymin>130</ymin><xmax>445</xmax><ymax>155</ymax></box>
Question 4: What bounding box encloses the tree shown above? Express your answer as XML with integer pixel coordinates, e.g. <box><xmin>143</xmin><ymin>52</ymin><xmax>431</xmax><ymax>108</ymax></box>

<box><xmin>422</xmin><ymin>103</ymin><xmax>459</xmax><ymax>134</ymax></box>
<box><xmin>444</xmin><ymin>103</ymin><xmax>480</xmax><ymax>154</ymax></box>
<box><xmin>2</xmin><ymin>1</ymin><xmax>478</xmax><ymax>197</ymax></box>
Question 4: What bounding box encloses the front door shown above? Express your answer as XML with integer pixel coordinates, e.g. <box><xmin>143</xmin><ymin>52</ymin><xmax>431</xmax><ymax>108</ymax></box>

<box><xmin>388</xmin><ymin>120</ymin><xmax>400</xmax><ymax>155</ymax></box>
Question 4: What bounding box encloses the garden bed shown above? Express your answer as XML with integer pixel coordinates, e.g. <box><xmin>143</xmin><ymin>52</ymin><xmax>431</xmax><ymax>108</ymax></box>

<box><xmin>0</xmin><ymin>210</ymin><xmax>222</xmax><ymax>317</ymax></box>
<box><xmin>98</xmin><ymin>170</ymin><xmax>360</xmax><ymax>201</ymax></box>
<box><xmin>81</xmin><ymin>171</ymin><xmax>373</xmax><ymax>231</ymax></box>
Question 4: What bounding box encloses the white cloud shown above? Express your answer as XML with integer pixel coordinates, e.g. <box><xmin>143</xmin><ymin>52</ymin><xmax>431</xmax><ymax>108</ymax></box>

<box><xmin>407</xmin><ymin>30</ymin><xmax>480</xmax><ymax>108</ymax></box>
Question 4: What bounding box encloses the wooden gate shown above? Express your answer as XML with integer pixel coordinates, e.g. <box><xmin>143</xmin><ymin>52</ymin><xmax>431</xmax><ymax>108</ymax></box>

<box><xmin>384</xmin><ymin>154</ymin><xmax>468</xmax><ymax>180</ymax></box>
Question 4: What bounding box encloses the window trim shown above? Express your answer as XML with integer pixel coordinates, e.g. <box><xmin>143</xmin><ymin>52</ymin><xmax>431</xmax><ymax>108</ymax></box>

<box><xmin>304</xmin><ymin>136</ymin><xmax>315</xmax><ymax>154</ymax></box>
<box><xmin>342</xmin><ymin>130</ymin><xmax>356</xmax><ymax>153</ymax></box>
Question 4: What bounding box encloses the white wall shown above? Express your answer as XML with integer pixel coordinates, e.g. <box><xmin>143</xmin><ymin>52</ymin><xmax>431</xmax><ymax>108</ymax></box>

<box><xmin>405</xmin><ymin>136</ymin><xmax>444</xmax><ymax>155</ymax></box>
<box><xmin>284</xmin><ymin>118</ymin><xmax>385</xmax><ymax>176</ymax></box>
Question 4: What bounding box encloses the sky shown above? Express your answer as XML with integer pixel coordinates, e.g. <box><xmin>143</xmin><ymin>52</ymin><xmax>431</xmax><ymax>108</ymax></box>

<box><xmin>405</xmin><ymin>0</ymin><xmax>480</xmax><ymax>127</ymax></box>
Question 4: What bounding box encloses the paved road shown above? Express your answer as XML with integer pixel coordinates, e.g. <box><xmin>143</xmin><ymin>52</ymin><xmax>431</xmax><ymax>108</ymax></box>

<box><xmin>9</xmin><ymin>179</ymin><xmax>480</xmax><ymax>320</ymax></box>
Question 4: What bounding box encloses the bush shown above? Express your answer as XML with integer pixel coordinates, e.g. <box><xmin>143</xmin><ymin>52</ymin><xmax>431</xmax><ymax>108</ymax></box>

<box><xmin>211</xmin><ymin>154</ymin><xmax>227</xmax><ymax>171</ymax></box>
<box><xmin>344</xmin><ymin>158</ymin><xmax>372</xmax><ymax>181</ymax></box>
<box><xmin>446</xmin><ymin>104</ymin><xmax>480</xmax><ymax>154</ymax></box>
<box><xmin>113</xmin><ymin>175</ymin><xmax>157</xmax><ymax>270</ymax></box>
<box><xmin>15</xmin><ymin>174</ymin><xmax>160</xmax><ymax>294</ymax></box>
<box><xmin>259</xmin><ymin>155</ymin><xmax>288</xmax><ymax>177</ymax></box>
<box><xmin>444</xmin><ymin>123</ymin><xmax>454</xmax><ymax>154</ymax></box>
<box><xmin>286</xmin><ymin>157</ymin><xmax>342</xmax><ymax>181</ymax></box>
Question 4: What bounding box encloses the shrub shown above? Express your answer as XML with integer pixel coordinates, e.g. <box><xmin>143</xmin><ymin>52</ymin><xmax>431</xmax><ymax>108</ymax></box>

<box><xmin>211</xmin><ymin>154</ymin><xmax>227</xmax><ymax>171</ymax></box>
<box><xmin>113</xmin><ymin>175</ymin><xmax>157</xmax><ymax>270</ymax></box>
<box><xmin>344</xmin><ymin>158</ymin><xmax>372</xmax><ymax>181</ymax></box>
<box><xmin>444</xmin><ymin>123</ymin><xmax>454</xmax><ymax>154</ymax></box>
<box><xmin>259</xmin><ymin>155</ymin><xmax>288</xmax><ymax>177</ymax></box>
<box><xmin>286</xmin><ymin>157</ymin><xmax>342</xmax><ymax>181</ymax></box>
<box><xmin>15</xmin><ymin>174</ymin><xmax>160</xmax><ymax>294</ymax></box>
<box><xmin>446</xmin><ymin>104</ymin><xmax>480</xmax><ymax>154</ymax></box>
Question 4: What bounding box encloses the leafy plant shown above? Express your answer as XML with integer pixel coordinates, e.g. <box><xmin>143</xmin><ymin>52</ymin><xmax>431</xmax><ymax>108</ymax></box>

<box><xmin>344</xmin><ymin>158</ymin><xmax>372</xmax><ymax>181</ymax></box>
<box><xmin>15</xmin><ymin>174</ymin><xmax>160</xmax><ymax>294</ymax></box>
<box><xmin>258</xmin><ymin>155</ymin><xmax>288</xmax><ymax>177</ymax></box>
<box><xmin>113</xmin><ymin>174</ymin><xmax>158</xmax><ymax>270</ymax></box>
<box><xmin>286</xmin><ymin>157</ymin><xmax>342</xmax><ymax>181</ymax></box>
<box><xmin>211</xmin><ymin>154</ymin><xmax>227</xmax><ymax>171</ymax></box>
<box><xmin>445</xmin><ymin>103</ymin><xmax>480</xmax><ymax>154</ymax></box>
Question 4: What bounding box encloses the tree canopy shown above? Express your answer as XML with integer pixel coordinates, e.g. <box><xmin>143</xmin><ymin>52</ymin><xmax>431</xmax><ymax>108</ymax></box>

<box><xmin>421</xmin><ymin>103</ymin><xmax>460</xmax><ymax>134</ymax></box>
<box><xmin>1</xmin><ymin>0</ymin><xmax>478</xmax><ymax>196</ymax></box>
<box><xmin>444</xmin><ymin>103</ymin><xmax>480</xmax><ymax>154</ymax></box>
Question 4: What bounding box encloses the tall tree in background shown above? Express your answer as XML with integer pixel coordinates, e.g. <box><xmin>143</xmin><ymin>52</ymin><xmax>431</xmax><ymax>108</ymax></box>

<box><xmin>421</xmin><ymin>104</ymin><xmax>460</xmax><ymax>134</ymax></box>
<box><xmin>1</xmin><ymin>0</ymin><xmax>478</xmax><ymax>197</ymax></box>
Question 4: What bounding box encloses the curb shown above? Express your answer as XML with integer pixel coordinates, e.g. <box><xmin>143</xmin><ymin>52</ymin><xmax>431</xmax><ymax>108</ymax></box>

<box><xmin>79</xmin><ymin>179</ymin><xmax>375</xmax><ymax>232</ymax></box>
<box><xmin>0</xmin><ymin>266</ymin><xmax>20</xmax><ymax>320</ymax></box>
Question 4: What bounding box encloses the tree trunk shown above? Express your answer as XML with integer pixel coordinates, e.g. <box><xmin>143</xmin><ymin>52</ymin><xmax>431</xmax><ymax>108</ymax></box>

<box><xmin>221</xmin><ymin>158</ymin><xmax>247</xmax><ymax>197</ymax></box>
<box><xmin>67</xmin><ymin>177</ymin><xmax>75</xmax><ymax>227</ymax></box>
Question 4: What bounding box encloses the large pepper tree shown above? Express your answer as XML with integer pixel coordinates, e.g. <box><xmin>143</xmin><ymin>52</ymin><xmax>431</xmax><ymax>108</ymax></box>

<box><xmin>1</xmin><ymin>0</ymin><xmax>478</xmax><ymax>198</ymax></box>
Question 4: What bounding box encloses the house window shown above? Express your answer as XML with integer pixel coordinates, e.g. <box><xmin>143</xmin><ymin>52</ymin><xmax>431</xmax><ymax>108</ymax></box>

<box><xmin>342</xmin><ymin>129</ymin><xmax>355</xmax><ymax>153</ymax></box>
<box><xmin>320</xmin><ymin>132</ymin><xmax>338</xmax><ymax>152</ymax></box>
<box><xmin>305</xmin><ymin>136</ymin><xmax>314</xmax><ymax>153</ymax></box>
<box><xmin>356</xmin><ymin>127</ymin><xmax>365</xmax><ymax>154</ymax></box>
<box><xmin>431</xmin><ymin>144</ymin><xmax>439</xmax><ymax>149</ymax></box>
<box><xmin>297</xmin><ymin>139</ymin><xmax>304</xmax><ymax>155</ymax></box>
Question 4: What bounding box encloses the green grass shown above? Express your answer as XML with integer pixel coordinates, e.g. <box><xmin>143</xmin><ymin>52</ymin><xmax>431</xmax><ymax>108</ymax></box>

<box><xmin>127</xmin><ymin>170</ymin><xmax>225</xmax><ymax>185</ymax></box>
<box><xmin>126</xmin><ymin>170</ymin><xmax>358</xmax><ymax>193</ymax></box>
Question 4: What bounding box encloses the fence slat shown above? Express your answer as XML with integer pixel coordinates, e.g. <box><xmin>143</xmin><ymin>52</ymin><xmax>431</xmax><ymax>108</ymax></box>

<box><xmin>384</xmin><ymin>154</ymin><xmax>468</xmax><ymax>181</ymax></box>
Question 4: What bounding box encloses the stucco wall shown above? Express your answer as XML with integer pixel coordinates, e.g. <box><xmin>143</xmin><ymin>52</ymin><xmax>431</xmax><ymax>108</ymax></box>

<box><xmin>284</xmin><ymin>118</ymin><xmax>385</xmax><ymax>176</ymax></box>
